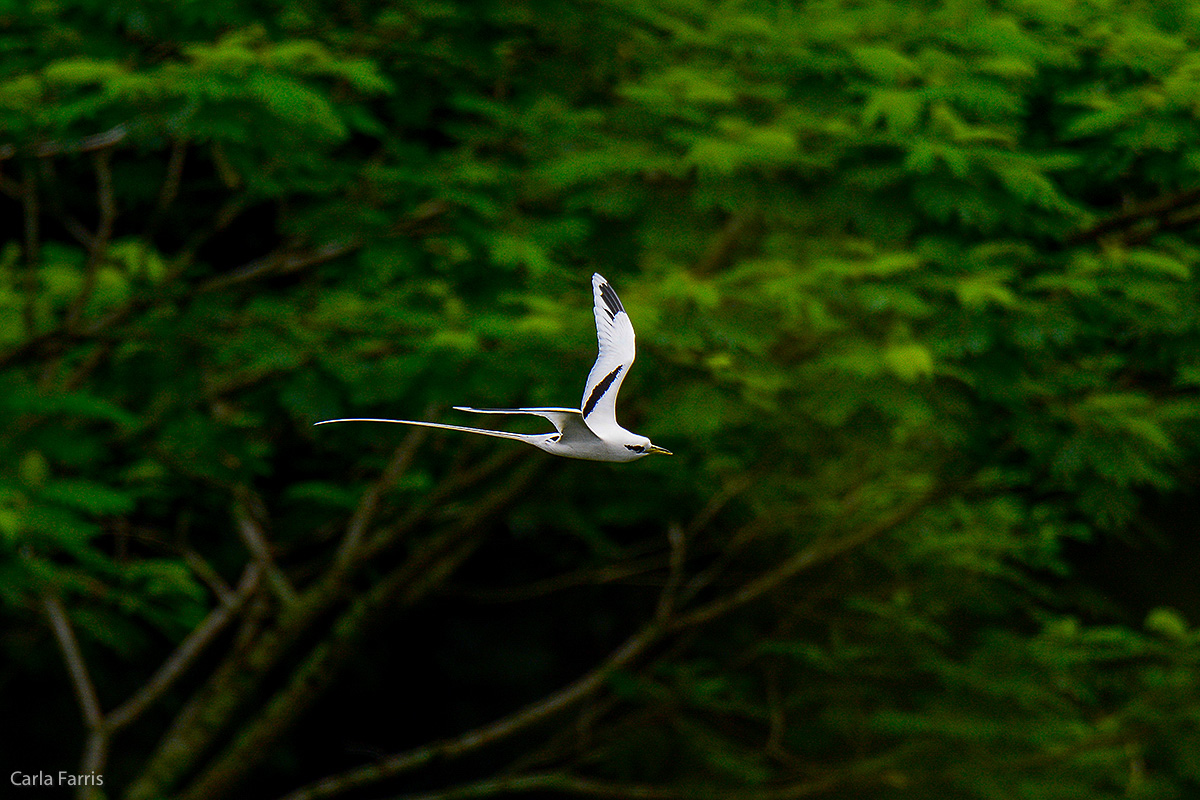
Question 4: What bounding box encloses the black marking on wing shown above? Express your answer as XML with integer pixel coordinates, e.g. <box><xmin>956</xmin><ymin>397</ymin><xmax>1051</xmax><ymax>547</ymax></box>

<box><xmin>598</xmin><ymin>280</ymin><xmax>624</xmax><ymax>321</ymax></box>
<box><xmin>548</xmin><ymin>434</ymin><xmax>561</xmax><ymax>443</ymax></box>
<box><xmin>583</xmin><ymin>365</ymin><xmax>623</xmax><ymax>417</ymax></box>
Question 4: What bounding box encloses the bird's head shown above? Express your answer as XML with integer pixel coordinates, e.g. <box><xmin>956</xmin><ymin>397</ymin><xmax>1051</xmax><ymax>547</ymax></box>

<box><xmin>623</xmin><ymin>437</ymin><xmax>673</xmax><ymax>458</ymax></box>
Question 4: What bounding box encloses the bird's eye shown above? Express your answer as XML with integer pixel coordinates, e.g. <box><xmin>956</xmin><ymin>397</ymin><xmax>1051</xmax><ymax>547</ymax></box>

<box><xmin>625</xmin><ymin>444</ymin><xmax>643</xmax><ymax>453</ymax></box>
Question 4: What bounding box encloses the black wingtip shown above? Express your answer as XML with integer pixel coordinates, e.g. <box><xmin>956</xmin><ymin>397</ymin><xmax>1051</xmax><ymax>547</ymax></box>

<box><xmin>597</xmin><ymin>278</ymin><xmax>624</xmax><ymax>321</ymax></box>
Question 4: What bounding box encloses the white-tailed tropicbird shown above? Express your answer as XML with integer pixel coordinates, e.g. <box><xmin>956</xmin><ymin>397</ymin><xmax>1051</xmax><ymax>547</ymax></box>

<box><xmin>315</xmin><ymin>274</ymin><xmax>672</xmax><ymax>462</ymax></box>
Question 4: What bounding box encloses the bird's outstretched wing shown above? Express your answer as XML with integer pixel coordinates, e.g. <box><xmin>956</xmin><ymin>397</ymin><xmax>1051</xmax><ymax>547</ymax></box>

<box><xmin>452</xmin><ymin>406</ymin><xmax>580</xmax><ymax>435</ymax></box>
<box><xmin>580</xmin><ymin>273</ymin><xmax>635</xmax><ymax>438</ymax></box>
<box><xmin>313</xmin><ymin>417</ymin><xmax>545</xmax><ymax>446</ymax></box>
<box><xmin>454</xmin><ymin>406</ymin><xmax>602</xmax><ymax>447</ymax></box>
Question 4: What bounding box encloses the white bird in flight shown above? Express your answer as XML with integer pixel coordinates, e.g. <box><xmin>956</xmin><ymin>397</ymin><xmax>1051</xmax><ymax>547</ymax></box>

<box><xmin>315</xmin><ymin>274</ymin><xmax>672</xmax><ymax>462</ymax></box>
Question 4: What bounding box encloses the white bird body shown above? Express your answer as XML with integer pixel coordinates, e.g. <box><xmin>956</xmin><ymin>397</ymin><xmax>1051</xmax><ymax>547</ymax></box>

<box><xmin>316</xmin><ymin>274</ymin><xmax>671</xmax><ymax>462</ymax></box>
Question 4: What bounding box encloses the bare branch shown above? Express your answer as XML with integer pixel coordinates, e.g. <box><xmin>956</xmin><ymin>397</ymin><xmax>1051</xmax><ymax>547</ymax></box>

<box><xmin>198</xmin><ymin>237</ymin><xmax>362</xmax><ymax>293</ymax></box>
<box><xmin>182</xmin><ymin>548</ymin><xmax>235</xmax><ymax>605</ymax></box>
<box><xmin>107</xmin><ymin>564</ymin><xmax>262</xmax><ymax>731</ymax></box>
<box><xmin>21</xmin><ymin>163</ymin><xmax>39</xmax><ymax>338</ymax></box>
<box><xmin>335</xmin><ymin>414</ymin><xmax>431</xmax><ymax>570</ymax></box>
<box><xmin>43</xmin><ymin>595</ymin><xmax>103</xmax><ymax>729</ymax></box>
<box><xmin>380</xmin><ymin>769</ymin><xmax>866</xmax><ymax>800</ymax></box>
<box><xmin>149</xmin><ymin>492</ymin><xmax>482</xmax><ymax>800</ymax></box>
<box><xmin>694</xmin><ymin>209</ymin><xmax>760</xmax><ymax>276</ymax></box>
<box><xmin>274</xmin><ymin>482</ymin><xmax>939</xmax><ymax>800</ymax></box>
<box><xmin>676</xmin><ymin>515</ymin><xmax>773</xmax><ymax>608</ymax></box>
<box><xmin>37</xmin><ymin>158</ymin><xmax>97</xmax><ymax>249</ymax></box>
<box><xmin>654</xmin><ymin>522</ymin><xmax>686</xmax><ymax>623</ymax></box>
<box><xmin>184</xmin><ymin>458</ymin><xmax>545</xmax><ymax>800</ymax></box>
<box><xmin>64</xmin><ymin>150</ymin><xmax>117</xmax><ymax>333</ymax></box>
<box><xmin>233</xmin><ymin>493</ymin><xmax>297</xmax><ymax>607</ymax></box>
<box><xmin>362</xmin><ymin>446</ymin><xmax>526</xmax><ymax>560</ymax></box>
<box><xmin>387</xmin><ymin>774</ymin><xmax>567</xmax><ymax>800</ymax></box>
<box><xmin>155</xmin><ymin>195</ymin><xmax>249</xmax><ymax>286</ymax></box>
<box><xmin>156</xmin><ymin>139</ymin><xmax>187</xmax><ymax>213</ymax></box>
<box><xmin>683</xmin><ymin>474</ymin><xmax>752</xmax><ymax>538</ymax></box>
<box><xmin>764</xmin><ymin>665</ymin><xmax>786</xmax><ymax>759</ymax></box>
<box><xmin>94</xmin><ymin>149</ymin><xmax>116</xmax><ymax>240</ymax></box>
<box><xmin>672</xmin><ymin>487</ymin><xmax>941</xmax><ymax>632</ymax></box>
<box><xmin>275</xmin><ymin>622</ymin><xmax>661</xmax><ymax>800</ymax></box>
<box><xmin>1068</xmin><ymin>186</ymin><xmax>1200</xmax><ymax>245</ymax></box>
<box><xmin>78</xmin><ymin>732</ymin><xmax>107</xmax><ymax>800</ymax></box>
<box><xmin>0</xmin><ymin>123</ymin><xmax>129</xmax><ymax>161</ymax></box>
<box><xmin>454</xmin><ymin>550</ymin><xmax>665</xmax><ymax>603</ymax></box>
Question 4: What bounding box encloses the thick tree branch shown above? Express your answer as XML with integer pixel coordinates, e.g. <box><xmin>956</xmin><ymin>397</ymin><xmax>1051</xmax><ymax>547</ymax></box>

<box><xmin>124</xmin><ymin>591</ymin><xmax>338</xmax><ymax>800</ymax></box>
<box><xmin>182</xmin><ymin>457</ymin><xmax>545</xmax><ymax>800</ymax></box>
<box><xmin>276</xmin><ymin>485</ymin><xmax>941</xmax><ymax>800</ymax></box>
<box><xmin>458</xmin><ymin>475</ymin><xmax>749</xmax><ymax>605</ymax></box>
<box><xmin>70</xmin><ymin>565</ymin><xmax>263</xmax><ymax>800</ymax></box>
<box><xmin>126</xmin><ymin>450</ymin><xmax>539</xmax><ymax>800</ymax></box>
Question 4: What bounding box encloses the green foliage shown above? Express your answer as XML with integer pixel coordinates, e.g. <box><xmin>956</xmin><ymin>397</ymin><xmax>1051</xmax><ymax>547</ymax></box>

<box><xmin>2</xmin><ymin>0</ymin><xmax>1200</xmax><ymax>799</ymax></box>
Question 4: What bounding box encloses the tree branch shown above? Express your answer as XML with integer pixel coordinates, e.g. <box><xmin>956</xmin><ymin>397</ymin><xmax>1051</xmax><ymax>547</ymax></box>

<box><xmin>375</xmin><ymin>768</ymin><xmax>871</xmax><ymax>800</ymax></box>
<box><xmin>272</xmin><ymin>483</ymin><xmax>940</xmax><ymax>800</ymax></box>
<box><xmin>0</xmin><ymin>123</ymin><xmax>129</xmax><ymax>161</ymax></box>
<box><xmin>654</xmin><ymin>522</ymin><xmax>686</xmax><ymax>623</ymax></box>
<box><xmin>37</xmin><ymin>158</ymin><xmax>97</xmax><ymax>249</ymax></box>
<box><xmin>335</xmin><ymin>414</ymin><xmax>431</xmax><ymax>571</ymax></box>
<box><xmin>125</xmin><ymin>448</ymin><xmax>528</xmax><ymax>800</ymax></box>
<box><xmin>198</xmin><ymin>237</ymin><xmax>362</xmax><ymax>293</ymax></box>
<box><xmin>233</xmin><ymin>492</ymin><xmax>298</xmax><ymax>607</ymax></box>
<box><xmin>107</xmin><ymin>564</ymin><xmax>262</xmax><ymax>731</ymax></box>
<box><xmin>182</xmin><ymin>548</ymin><xmax>236</xmax><ymax>604</ymax></box>
<box><xmin>453</xmin><ymin>549</ymin><xmax>666</xmax><ymax>603</ymax></box>
<box><xmin>361</xmin><ymin>446</ymin><xmax>526</xmax><ymax>560</ymax></box>
<box><xmin>1068</xmin><ymin>185</ymin><xmax>1200</xmax><ymax>245</ymax></box>
<box><xmin>694</xmin><ymin>209</ymin><xmax>760</xmax><ymax>276</ymax></box>
<box><xmin>43</xmin><ymin>595</ymin><xmax>103</xmax><ymax>730</ymax></box>
<box><xmin>275</xmin><ymin>621</ymin><xmax>662</xmax><ymax>800</ymax></box>
<box><xmin>156</xmin><ymin>139</ymin><xmax>187</xmax><ymax>213</ymax></box>
<box><xmin>63</xmin><ymin>150</ymin><xmax>117</xmax><ymax>334</ymax></box>
<box><xmin>183</xmin><ymin>457</ymin><xmax>545</xmax><ymax>800</ymax></box>
<box><xmin>20</xmin><ymin>162</ymin><xmax>39</xmax><ymax>338</ymax></box>
<box><xmin>671</xmin><ymin>487</ymin><xmax>942</xmax><ymax>632</ymax></box>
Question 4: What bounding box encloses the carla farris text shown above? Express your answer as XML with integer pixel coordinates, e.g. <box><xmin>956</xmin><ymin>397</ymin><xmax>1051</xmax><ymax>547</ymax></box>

<box><xmin>12</xmin><ymin>771</ymin><xmax>104</xmax><ymax>787</ymax></box>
